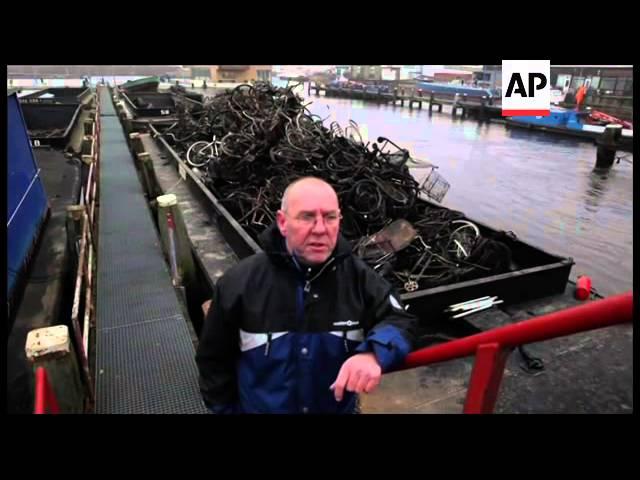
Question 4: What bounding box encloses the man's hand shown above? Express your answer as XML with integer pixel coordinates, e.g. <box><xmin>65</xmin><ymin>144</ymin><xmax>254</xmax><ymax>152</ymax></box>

<box><xmin>330</xmin><ymin>352</ymin><xmax>382</xmax><ymax>402</ymax></box>
<box><xmin>202</xmin><ymin>300</ymin><xmax>212</xmax><ymax>317</ymax></box>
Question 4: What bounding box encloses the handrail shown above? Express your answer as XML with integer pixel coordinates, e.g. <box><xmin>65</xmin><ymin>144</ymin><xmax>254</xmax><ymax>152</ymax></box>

<box><xmin>397</xmin><ymin>291</ymin><xmax>633</xmax><ymax>413</ymax></box>
<box><xmin>35</xmin><ymin>92</ymin><xmax>103</xmax><ymax>414</ymax></box>
<box><xmin>68</xmin><ymin>92</ymin><xmax>101</xmax><ymax>406</ymax></box>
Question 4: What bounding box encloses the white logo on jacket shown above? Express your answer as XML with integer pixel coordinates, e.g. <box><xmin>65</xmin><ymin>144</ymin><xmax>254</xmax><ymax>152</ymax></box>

<box><xmin>332</xmin><ymin>320</ymin><xmax>359</xmax><ymax>327</ymax></box>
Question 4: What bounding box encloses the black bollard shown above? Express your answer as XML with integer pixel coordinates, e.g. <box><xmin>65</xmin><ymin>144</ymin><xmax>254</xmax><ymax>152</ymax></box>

<box><xmin>595</xmin><ymin>124</ymin><xmax>622</xmax><ymax>169</ymax></box>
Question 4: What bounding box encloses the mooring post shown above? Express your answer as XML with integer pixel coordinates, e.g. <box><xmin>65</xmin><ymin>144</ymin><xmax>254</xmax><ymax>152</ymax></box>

<box><xmin>595</xmin><ymin>124</ymin><xmax>622</xmax><ymax>169</ymax></box>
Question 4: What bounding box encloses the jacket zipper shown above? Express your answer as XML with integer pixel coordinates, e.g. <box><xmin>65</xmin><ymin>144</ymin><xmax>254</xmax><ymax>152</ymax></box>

<box><xmin>264</xmin><ymin>332</ymin><xmax>273</xmax><ymax>356</ymax></box>
<box><xmin>303</xmin><ymin>257</ymin><xmax>335</xmax><ymax>293</ymax></box>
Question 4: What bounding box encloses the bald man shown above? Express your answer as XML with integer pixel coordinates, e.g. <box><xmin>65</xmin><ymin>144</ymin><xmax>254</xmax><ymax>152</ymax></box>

<box><xmin>196</xmin><ymin>177</ymin><xmax>417</xmax><ymax>414</ymax></box>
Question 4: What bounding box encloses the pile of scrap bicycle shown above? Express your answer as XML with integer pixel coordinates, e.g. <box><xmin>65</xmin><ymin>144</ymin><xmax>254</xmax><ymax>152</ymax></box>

<box><xmin>140</xmin><ymin>81</ymin><xmax>573</xmax><ymax>324</ymax></box>
<box><xmin>150</xmin><ymin>82</ymin><xmax>524</xmax><ymax>297</ymax></box>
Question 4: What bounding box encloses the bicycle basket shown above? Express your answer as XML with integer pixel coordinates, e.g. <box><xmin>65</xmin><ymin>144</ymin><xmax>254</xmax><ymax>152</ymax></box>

<box><xmin>420</xmin><ymin>167</ymin><xmax>450</xmax><ymax>203</ymax></box>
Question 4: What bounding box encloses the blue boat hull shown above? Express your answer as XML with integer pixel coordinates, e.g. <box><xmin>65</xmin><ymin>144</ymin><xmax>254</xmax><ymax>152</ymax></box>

<box><xmin>7</xmin><ymin>94</ymin><xmax>50</xmax><ymax>304</ymax></box>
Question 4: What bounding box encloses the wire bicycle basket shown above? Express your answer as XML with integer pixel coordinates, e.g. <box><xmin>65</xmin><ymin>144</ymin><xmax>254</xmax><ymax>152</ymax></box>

<box><xmin>419</xmin><ymin>166</ymin><xmax>450</xmax><ymax>203</ymax></box>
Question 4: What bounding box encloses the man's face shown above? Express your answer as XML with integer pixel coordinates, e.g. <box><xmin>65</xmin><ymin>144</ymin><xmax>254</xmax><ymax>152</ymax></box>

<box><xmin>277</xmin><ymin>181</ymin><xmax>341</xmax><ymax>265</ymax></box>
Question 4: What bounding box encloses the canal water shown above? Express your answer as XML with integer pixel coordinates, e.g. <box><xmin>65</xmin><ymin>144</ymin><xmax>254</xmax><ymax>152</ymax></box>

<box><xmin>290</xmin><ymin>83</ymin><xmax>633</xmax><ymax>296</ymax></box>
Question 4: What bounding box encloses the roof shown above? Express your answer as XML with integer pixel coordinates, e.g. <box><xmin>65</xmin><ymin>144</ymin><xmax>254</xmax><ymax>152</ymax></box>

<box><xmin>434</xmin><ymin>69</ymin><xmax>474</xmax><ymax>75</ymax></box>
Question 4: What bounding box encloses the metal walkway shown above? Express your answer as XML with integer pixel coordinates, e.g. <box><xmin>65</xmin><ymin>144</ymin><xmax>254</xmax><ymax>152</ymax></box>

<box><xmin>94</xmin><ymin>87</ymin><xmax>206</xmax><ymax>413</ymax></box>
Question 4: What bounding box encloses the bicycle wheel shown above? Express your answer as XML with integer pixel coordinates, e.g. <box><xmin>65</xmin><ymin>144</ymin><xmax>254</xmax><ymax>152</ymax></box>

<box><xmin>446</xmin><ymin>220</ymin><xmax>480</xmax><ymax>260</ymax></box>
<box><xmin>186</xmin><ymin>141</ymin><xmax>213</xmax><ymax>168</ymax></box>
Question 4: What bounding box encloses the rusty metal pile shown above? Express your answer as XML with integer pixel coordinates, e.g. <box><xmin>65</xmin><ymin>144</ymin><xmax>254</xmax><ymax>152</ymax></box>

<box><xmin>162</xmin><ymin>83</ymin><xmax>514</xmax><ymax>292</ymax></box>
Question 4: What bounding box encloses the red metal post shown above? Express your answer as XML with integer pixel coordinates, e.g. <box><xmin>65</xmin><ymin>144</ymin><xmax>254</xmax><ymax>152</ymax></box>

<box><xmin>463</xmin><ymin>343</ymin><xmax>512</xmax><ymax>414</ymax></box>
<box><xmin>166</xmin><ymin>210</ymin><xmax>176</xmax><ymax>231</ymax></box>
<box><xmin>165</xmin><ymin>210</ymin><xmax>181</xmax><ymax>286</ymax></box>
<box><xmin>34</xmin><ymin>367</ymin><xmax>60</xmax><ymax>414</ymax></box>
<box><xmin>34</xmin><ymin>367</ymin><xmax>46</xmax><ymax>414</ymax></box>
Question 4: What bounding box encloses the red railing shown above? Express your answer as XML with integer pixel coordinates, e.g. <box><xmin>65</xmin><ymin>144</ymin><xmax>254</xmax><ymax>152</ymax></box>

<box><xmin>35</xmin><ymin>259</ymin><xmax>631</xmax><ymax>415</ymax></box>
<box><xmin>34</xmin><ymin>367</ymin><xmax>60</xmax><ymax>414</ymax></box>
<box><xmin>34</xmin><ymin>95</ymin><xmax>101</xmax><ymax>414</ymax></box>
<box><xmin>398</xmin><ymin>291</ymin><xmax>633</xmax><ymax>413</ymax></box>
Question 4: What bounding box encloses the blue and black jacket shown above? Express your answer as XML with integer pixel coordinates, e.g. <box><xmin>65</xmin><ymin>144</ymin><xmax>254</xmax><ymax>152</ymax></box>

<box><xmin>195</xmin><ymin>223</ymin><xmax>417</xmax><ymax>414</ymax></box>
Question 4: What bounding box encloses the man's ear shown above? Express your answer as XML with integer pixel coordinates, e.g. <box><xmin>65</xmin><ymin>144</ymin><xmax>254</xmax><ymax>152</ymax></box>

<box><xmin>276</xmin><ymin>210</ymin><xmax>287</xmax><ymax>237</ymax></box>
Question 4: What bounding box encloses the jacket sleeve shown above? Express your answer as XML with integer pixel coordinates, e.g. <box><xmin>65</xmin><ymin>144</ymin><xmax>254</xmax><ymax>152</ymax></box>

<box><xmin>195</xmin><ymin>277</ymin><xmax>240</xmax><ymax>413</ymax></box>
<box><xmin>354</xmin><ymin>260</ymin><xmax>418</xmax><ymax>373</ymax></box>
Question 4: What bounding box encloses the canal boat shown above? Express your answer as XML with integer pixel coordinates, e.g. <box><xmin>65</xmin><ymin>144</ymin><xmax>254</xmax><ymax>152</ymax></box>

<box><xmin>505</xmin><ymin>107</ymin><xmax>633</xmax><ymax>151</ymax></box>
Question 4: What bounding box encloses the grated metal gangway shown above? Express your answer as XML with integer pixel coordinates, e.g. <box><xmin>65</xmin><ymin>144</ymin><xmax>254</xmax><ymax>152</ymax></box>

<box><xmin>94</xmin><ymin>87</ymin><xmax>207</xmax><ymax>413</ymax></box>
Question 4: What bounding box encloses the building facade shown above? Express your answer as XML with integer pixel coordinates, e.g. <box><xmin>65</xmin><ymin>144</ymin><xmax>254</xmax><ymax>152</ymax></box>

<box><xmin>185</xmin><ymin>65</ymin><xmax>273</xmax><ymax>83</ymax></box>
<box><xmin>350</xmin><ymin>65</ymin><xmax>424</xmax><ymax>82</ymax></box>
<box><xmin>349</xmin><ymin>65</ymin><xmax>382</xmax><ymax>81</ymax></box>
<box><xmin>7</xmin><ymin>65</ymin><xmax>189</xmax><ymax>78</ymax></box>
<box><xmin>468</xmin><ymin>65</ymin><xmax>632</xmax><ymax>119</ymax></box>
<box><xmin>550</xmin><ymin>65</ymin><xmax>633</xmax><ymax>121</ymax></box>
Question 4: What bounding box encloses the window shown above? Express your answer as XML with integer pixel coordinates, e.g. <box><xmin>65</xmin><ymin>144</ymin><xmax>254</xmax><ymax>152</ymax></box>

<box><xmin>599</xmin><ymin>77</ymin><xmax>616</xmax><ymax>92</ymax></box>
<box><xmin>191</xmin><ymin>67</ymin><xmax>211</xmax><ymax>79</ymax></box>
<box><xmin>615</xmin><ymin>78</ymin><xmax>632</xmax><ymax>95</ymax></box>
<box><xmin>555</xmin><ymin>74</ymin><xmax>571</xmax><ymax>89</ymax></box>
<box><xmin>257</xmin><ymin>70</ymin><xmax>271</xmax><ymax>82</ymax></box>
<box><xmin>570</xmin><ymin>76</ymin><xmax>585</xmax><ymax>89</ymax></box>
<box><xmin>221</xmin><ymin>71</ymin><xmax>236</xmax><ymax>81</ymax></box>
